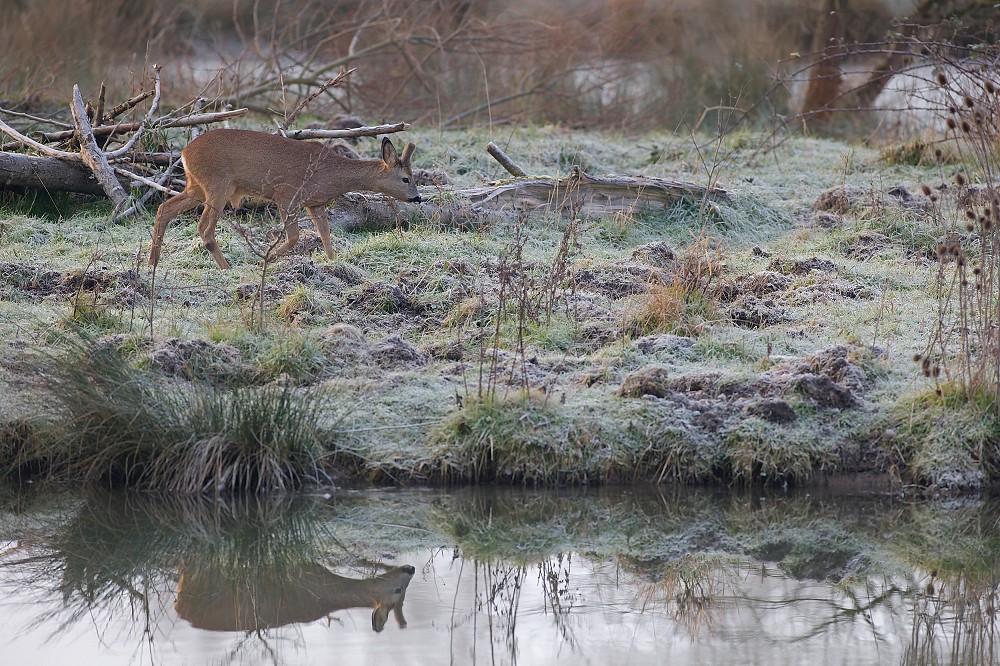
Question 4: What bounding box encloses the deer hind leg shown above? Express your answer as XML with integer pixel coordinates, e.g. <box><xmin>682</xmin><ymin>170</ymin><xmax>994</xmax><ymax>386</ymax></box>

<box><xmin>270</xmin><ymin>207</ymin><xmax>301</xmax><ymax>259</ymax></box>
<box><xmin>198</xmin><ymin>190</ymin><xmax>233</xmax><ymax>269</ymax></box>
<box><xmin>148</xmin><ymin>190</ymin><xmax>203</xmax><ymax>266</ymax></box>
<box><xmin>306</xmin><ymin>206</ymin><xmax>335</xmax><ymax>259</ymax></box>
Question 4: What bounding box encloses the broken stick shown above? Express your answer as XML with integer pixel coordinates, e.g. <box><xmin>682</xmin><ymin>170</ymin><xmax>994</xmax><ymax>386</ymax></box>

<box><xmin>71</xmin><ymin>84</ymin><xmax>129</xmax><ymax>210</ymax></box>
<box><xmin>486</xmin><ymin>141</ymin><xmax>527</xmax><ymax>177</ymax></box>
<box><xmin>281</xmin><ymin>122</ymin><xmax>410</xmax><ymax>140</ymax></box>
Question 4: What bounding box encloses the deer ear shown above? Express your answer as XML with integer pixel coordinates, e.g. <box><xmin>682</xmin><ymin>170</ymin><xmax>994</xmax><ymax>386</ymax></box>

<box><xmin>400</xmin><ymin>142</ymin><xmax>415</xmax><ymax>166</ymax></box>
<box><xmin>381</xmin><ymin>137</ymin><xmax>398</xmax><ymax>165</ymax></box>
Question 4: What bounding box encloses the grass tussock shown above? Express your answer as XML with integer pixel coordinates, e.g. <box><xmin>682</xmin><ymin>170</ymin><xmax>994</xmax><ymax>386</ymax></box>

<box><xmin>426</xmin><ymin>393</ymin><xmax>605</xmax><ymax>485</ymax></box>
<box><xmin>425</xmin><ymin>393</ymin><xmax>820</xmax><ymax>486</ymax></box>
<box><xmin>724</xmin><ymin>417</ymin><xmax>838</xmax><ymax>484</ymax></box>
<box><xmin>890</xmin><ymin>385</ymin><xmax>1000</xmax><ymax>489</ymax></box>
<box><xmin>627</xmin><ymin>237</ymin><xmax>725</xmax><ymax>336</ymax></box>
<box><xmin>4</xmin><ymin>332</ymin><xmax>349</xmax><ymax>493</ymax></box>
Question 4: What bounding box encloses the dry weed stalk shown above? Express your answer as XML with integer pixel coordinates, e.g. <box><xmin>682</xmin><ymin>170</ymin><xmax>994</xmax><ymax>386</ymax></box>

<box><xmin>914</xmin><ymin>42</ymin><xmax>1000</xmax><ymax>407</ymax></box>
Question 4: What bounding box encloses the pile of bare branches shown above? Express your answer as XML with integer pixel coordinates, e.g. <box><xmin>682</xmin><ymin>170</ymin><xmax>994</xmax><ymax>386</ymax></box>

<box><xmin>0</xmin><ymin>67</ymin><xmax>410</xmax><ymax>220</ymax></box>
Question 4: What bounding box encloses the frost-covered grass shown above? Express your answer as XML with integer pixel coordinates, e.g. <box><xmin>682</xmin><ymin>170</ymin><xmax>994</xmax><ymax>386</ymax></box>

<box><xmin>0</xmin><ymin>127</ymin><xmax>978</xmax><ymax>491</ymax></box>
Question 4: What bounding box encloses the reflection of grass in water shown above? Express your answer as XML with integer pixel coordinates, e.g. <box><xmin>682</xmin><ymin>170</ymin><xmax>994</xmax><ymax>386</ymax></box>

<box><xmin>6</xmin><ymin>486</ymin><xmax>1000</xmax><ymax>662</ymax></box>
<box><xmin>633</xmin><ymin>553</ymin><xmax>742</xmax><ymax>638</ymax></box>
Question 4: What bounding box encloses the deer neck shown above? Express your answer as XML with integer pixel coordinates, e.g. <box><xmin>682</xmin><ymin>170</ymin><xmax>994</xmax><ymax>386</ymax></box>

<box><xmin>323</xmin><ymin>156</ymin><xmax>385</xmax><ymax>193</ymax></box>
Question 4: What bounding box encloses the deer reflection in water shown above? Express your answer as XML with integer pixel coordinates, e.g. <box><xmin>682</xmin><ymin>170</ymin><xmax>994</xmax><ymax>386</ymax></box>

<box><xmin>174</xmin><ymin>562</ymin><xmax>416</xmax><ymax>633</ymax></box>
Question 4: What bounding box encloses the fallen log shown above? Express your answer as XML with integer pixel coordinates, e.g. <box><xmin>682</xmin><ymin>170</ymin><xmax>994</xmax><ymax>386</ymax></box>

<box><xmin>281</xmin><ymin>122</ymin><xmax>410</xmax><ymax>140</ymax></box>
<box><xmin>466</xmin><ymin>166</ymin><xmax>730</xmax><ymax>216</ymax></box>
<box><xmin>0</xmin><ymin>151</ymin><xmax>114</xmax><ymax>195</ymax></box>
<box><xmin>486</xmin><ymin>141</ymin><xmax>527</xmax><ymax>177</ymax></box>
<box><xmin>332</xmin><ymin>167</ymin><xmax>730</xmax><ymax>233</ymax></box>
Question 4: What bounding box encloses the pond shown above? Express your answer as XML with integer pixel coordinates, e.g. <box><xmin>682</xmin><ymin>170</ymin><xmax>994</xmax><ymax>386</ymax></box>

<box><xmin>0</xmin><ymin>484</ymin><xmax>996</xmax><ymax>665</ymax></box>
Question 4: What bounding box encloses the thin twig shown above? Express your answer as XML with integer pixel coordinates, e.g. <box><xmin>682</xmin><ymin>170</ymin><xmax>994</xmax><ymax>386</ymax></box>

<box><xmin>0</xmin><ymin>107</ymin><xmax>72</xmax><ymax>128</ymax></box>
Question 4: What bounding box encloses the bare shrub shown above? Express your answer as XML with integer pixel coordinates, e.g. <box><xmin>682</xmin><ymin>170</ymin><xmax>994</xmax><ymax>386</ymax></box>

<box><xmin>913</xmin><ymin>41</ymin><xmax>1000</xmax><ymax>408</ymax></box>
<box><xmin>0</xmin><ymin>0</ymin><xmax>861</xmax><ymax>131</ymax></box>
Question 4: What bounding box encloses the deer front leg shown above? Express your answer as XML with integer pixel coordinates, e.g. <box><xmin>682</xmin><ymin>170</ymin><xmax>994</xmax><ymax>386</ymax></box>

<box><xmin>306</xmin><ymin>205</ymin><xmax>335</xmax><ymax>259</ymax></box>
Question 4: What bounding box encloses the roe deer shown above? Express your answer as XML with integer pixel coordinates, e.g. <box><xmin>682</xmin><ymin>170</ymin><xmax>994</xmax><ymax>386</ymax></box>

<box><xmin>175</xmin><ymin>562</ymin><xmax>416</xmax><ymax>632</ymax></box>
<box><xmin>148</xmin><ymin>128</ymin><xmax>421</xmax><ymax>269</ymax></box>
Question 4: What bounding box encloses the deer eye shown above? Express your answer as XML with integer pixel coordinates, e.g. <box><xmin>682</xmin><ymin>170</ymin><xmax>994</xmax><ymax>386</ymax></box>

<box><xmin>402</xmin><ymin>177</ymin><xmax>410</xmax><ymax>184</ymax></box>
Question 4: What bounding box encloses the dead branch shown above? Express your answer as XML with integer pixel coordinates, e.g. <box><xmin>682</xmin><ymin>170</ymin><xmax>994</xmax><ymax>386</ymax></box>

<box><xmin>40</xmin><ymin>108</ymin><xmax>248</xmax><ymax>143</ymax></box>
<box><xmin>486</xmin><ymin>142</ymin><xmax>526</xmax><ymax>177</ymax></box>
<box><xmin>111</xmin><ymin>152</ymin><xmax>181</xmax><ymax>166</ymax></box>
<box><xmin>93</xmin><ymin>83</ymin><xmax>106</xmax><ymax>128</ymax></box>
<box><xmin>0</xmin><ymin>107</ymin><xmax>72</xmax><ymax>128</ymax></box>
<box><xmin>71</xmin><ymin>84</ymin><xmax>129</xmax><ymax>210</ymax></box>
<box><xmin>101</xmin><ymin>90</ymin><xmax>155</xmax><ymax>123</ymax></box>
<box><xmin>106</xmin><ymin>66</ymin><xmax>162</xmax><ymax>159</ymax></box>
<box><xmin>113</xmin><ymin>167</ymin><xmax>181</xmax><ymax>196</ymax></box>
<box><xmin>282</xmin><ymin>122</ymin><xmax>409</xmax><ymax>140</ymax></box>
<box><xmin>281</xmin><ymin>67</ymin><xmax>354</xmax><ymax>130</ymax></box>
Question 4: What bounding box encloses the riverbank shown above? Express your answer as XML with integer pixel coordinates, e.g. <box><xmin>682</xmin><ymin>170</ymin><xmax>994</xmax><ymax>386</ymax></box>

<box><xmin>0</xmin><ymin>127</ymin><xmax>990</xmax><ymax>492</ymax></box>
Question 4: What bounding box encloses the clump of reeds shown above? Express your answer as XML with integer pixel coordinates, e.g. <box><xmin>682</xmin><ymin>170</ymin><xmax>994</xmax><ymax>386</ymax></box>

<box><xmin>6</xmin><ymin>332</ymin><xmax>347</xmax><ymax>492</ymax></box>
<box><xmin>627</xmin><ymin>236</ymin><xmax>724</xmax><ymax>337</ymax></box>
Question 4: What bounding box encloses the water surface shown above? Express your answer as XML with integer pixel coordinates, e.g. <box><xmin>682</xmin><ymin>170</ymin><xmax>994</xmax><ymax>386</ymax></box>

<box><xmin>0</xmin><ymin>485</ymin><xmax>996</xmax><ymax>665</ymax></box>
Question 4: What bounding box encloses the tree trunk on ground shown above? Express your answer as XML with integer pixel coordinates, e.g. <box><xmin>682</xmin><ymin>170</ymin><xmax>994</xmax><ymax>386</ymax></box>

<box><xmin>0</xmin><ymin>152</ymin><xmax>114</xmax><ymax>196</ymax></box>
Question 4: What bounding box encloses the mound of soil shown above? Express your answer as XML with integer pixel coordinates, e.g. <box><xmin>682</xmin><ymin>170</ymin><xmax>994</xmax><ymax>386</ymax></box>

<box><xmin>318</xmin><ymin>323</ymin><xmax>371</xmax><ymax>367</ymax></box>
<box><xmin>617</xmin><ymin>345</ymin><xmax>871</xmax><ymax>436</ymax></box>
<box><xmin>843</xmin><ymin>232</ymin><xmax>892</xmax><ymax>260</ymax></box>
<box><xmin>632</xmin><ymin>333</ymin><xmax>694</xmax><ymax>356</ymax></box>
<box><xmin>150</xmin><ymin>338</ymin><xmax>247</xmax><ymax>382</ymax></box>
<box><xmin>371</xmin><ymin>334</ymin><xmax>428</xmax><ymax>369</ymax></box>
<box><xmin>347</xmin><ymin>281</ymin><xmax>421</xmax><ymax>315</ymax></box>
<box><xmin>768</xmin><ymin>256</ymin><xmax>836</xmax><ymax>275</ymax></box>
<box><xmin>572</xmin><ymin>264</ymin><xmax>664</xmax><ymax>299</ymax></box>
<box><xmin>729</xmin><ymin>295</ymin><xmax>788</xmax><ymax>328</ymax></box>
<box><xmin>813</xmin><ymin>185</ymin><xmax>930</xmax><ymax>218</ymax></box>
<box><xmin>630</xmin><ymin>241</ymin><xmax>677</xmax><ymax>268</ymax></box>
<box><xmin>0</xmin><ymin>262</ymin><xmax>138</xmax><ymax>302</ymax></box>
